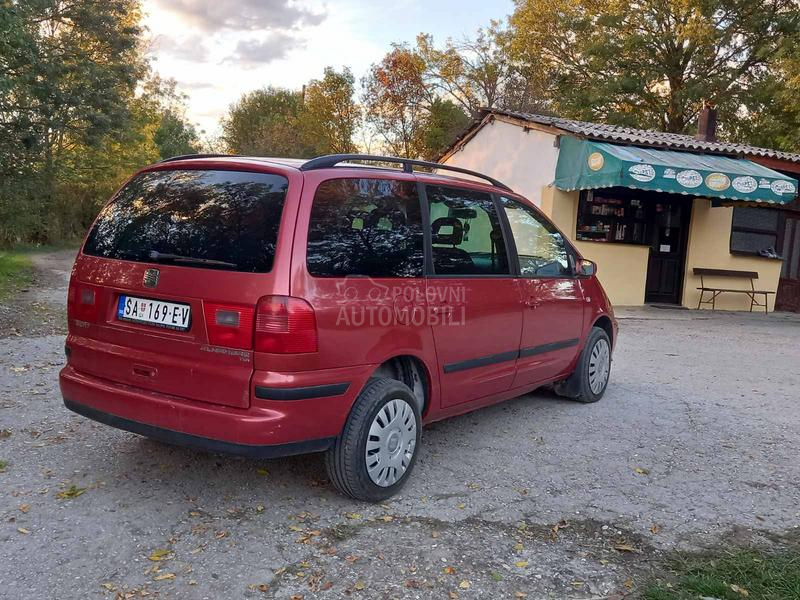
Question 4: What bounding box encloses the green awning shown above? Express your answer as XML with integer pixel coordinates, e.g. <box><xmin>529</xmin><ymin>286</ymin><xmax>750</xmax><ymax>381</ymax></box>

<box><xmin>554</xmin><ymin>136</ymin><xmax>798</xmax><ymax>204</ymax></box>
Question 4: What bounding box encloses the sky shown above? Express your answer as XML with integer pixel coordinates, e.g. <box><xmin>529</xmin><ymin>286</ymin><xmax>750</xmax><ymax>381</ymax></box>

<box><xmin>142</xmin><ymin>0</ymin><xmax>515</xmax><ymax>138</ymax></box>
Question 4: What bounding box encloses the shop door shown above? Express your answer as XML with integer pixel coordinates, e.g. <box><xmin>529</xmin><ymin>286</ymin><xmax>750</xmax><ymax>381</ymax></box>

<box><xmin>645</xmin><ymin>199</ymin><xmax>692</xmax><ymax>304</ymax></box>
<box><xmin>776</xmin><ymin>212</ymin><xmax>800</xmax><ymax>312</ymax></box>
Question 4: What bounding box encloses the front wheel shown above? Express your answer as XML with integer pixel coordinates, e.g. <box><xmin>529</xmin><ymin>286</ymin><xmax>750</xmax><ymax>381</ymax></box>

<box><xmin>325</xmin><ymin>378</ymin><xmax>421</xmax><ymax>502</ymax></box>
<box><xmin>554</xmin><ymin>327</ymin><xmax>612</xmax><ymax>403</ymax></box>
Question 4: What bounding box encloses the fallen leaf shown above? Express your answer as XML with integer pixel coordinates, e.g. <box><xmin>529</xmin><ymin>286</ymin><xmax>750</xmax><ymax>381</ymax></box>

<box><xmin>153</xmin><ymin>573</ymin><xmax>176</xmax><ymax>581</ymax></box>
<box><xmin>256</xmin><ymin>468</ymin><xmax>269</xmax><ymax>476</ymax></box>
<box><xmin>17</xmin><ymin>527</ymin><xmax>30</xmax><ymax>535</ymax></box>
<box><xmin>634</xmin><ymin>467</ymin><xmax>650</xmax><ymax>475</ymax></box>
<box><xmin>0</xmin><ymin>429</ymin><xmax>11</xmax><ymax>438</ymax></box>
<box><xmin>380</xmin><ymin>515</ymin><xmax>393</xmax><ymax>522</ymax></box>
<box><xmin>459</xmin><ymin>580</ymin><xmax>471</xmax><ymax>590</ymax></box>
<box><xmin>148</xmin><ymin>549</ymin><xmax>174</xmax><ymax>563</ymax></box>
<box><xmin>443</xmin><ymin>566</ymin><xmax>456</xmax><ymax>575</ymax></box>
<box><xmin>405</xmin><ymin>579</ymin><xmax>421</xmax><ymax>589</ymax></box>
<box><xmin>346</xmin><ymin>512</ymin><xmax>362</xmax><ymax>520</ymax></box>
<box><xmin>288</xmin><ymin>524</ymin><xmax>303</xmax><ymax>532</ymax></box>
<box><xmin>449</xmin><ymin>592</ymin><xmax>459</xmax><ymax>599</ymax></box>
<box><xmin>513</xmin><ymin>542</ymin><xmax>524</xmax><ymax>552</ymax></box>
<box><xmin>551</xmin><ymin>520</ymin><xmax>569</xmax><ymax>539</ymax></box>
<box><xmin>256</xmin><ymin>504</ymin><xmax>265</xmax><ymax>513</ymax></box>
<box><xmin>56</xmin><ymin>485</ymin><xmax>86</xmax><ymax>500</ymax></box>
<box><xmin>290</xmin><ymin>595</ymin><xmax>304</xmax><ymax>600</ymax></box>
<box><xmin>491</xmin><ymin>572</ymin><xmax>503</xmax><ymax>582</ymax></box>
<box><xmin>515</xmin><ymin>560</ymin><xmax>529</xmax><ymax>568</ymax></box>
<box><xmin>650</xmin><ymin>523</ymin><xmax>661</xmax><ymax>535</ymax></box>
<box><xmin>353</xmin><ymin>580</ymin><xmax>366</xmax><ymax>591</ymax></box>
<box><xmin>624</xmin><ymin>578</ymin><xmax>634</xmax><ymax>589</ymax></box>
<box><xmin>431</xmin><ymin>531</ymin><xmax>440</xmax><ymax>539</ymax></box>
<box><xmin>321</xmin><ymin>581</ymin><xmax>333</xmax><ymax>590</ymax></box>
<box><xmin>571</xmin><ymin>581</ymin><xmax>584</xmax><ymax>587</ymax></box>
<box><xmin>731</xmin><ymin>584</ymin><xmax>749</xmax><ymax>597</ymax></box>
<box><xmin>257</xmin><ymin>584</ymin><xmax>268</xmax><ymax>592</ymax></box>
<box><xmin>613</xmin><ymin>543</ymin><xmax>638</xmax><ymax>553</ymax></box>
<box><xmin>514</xmin><ymin>593</ymin><xmax>527</xmax><ymax>598</ymax></box>
<box><xmin>345</xmin><ymin>555</ymin><xmax>359</xmax><ymax>563</ymax></box>
<box><xmin>19</xmin><ymin>504</ymin><xmax>30</xmax><ymax>513</ymax></box>
<box><xmin>214</xmin><ymin>530</ymin><xmax>229</xmax><ymax>539</ymax></box>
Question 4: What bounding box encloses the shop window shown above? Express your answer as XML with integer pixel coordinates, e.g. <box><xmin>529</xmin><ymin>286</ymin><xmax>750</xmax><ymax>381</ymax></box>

<box><xmin>576</xmin><ymin>191</ymin><xmax>649</xmax><ymax>244</ymax></box>
<box><xmin>730</xmin><ymin>207</ymin><xmax>780</xmax><ymax>257</ymax></box>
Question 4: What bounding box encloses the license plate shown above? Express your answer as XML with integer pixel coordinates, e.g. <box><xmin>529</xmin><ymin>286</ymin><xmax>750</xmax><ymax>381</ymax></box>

<box><xmin>117</xmin><ymin>295</ymin><xmax>191</xmax><ymax>331</ymax></box>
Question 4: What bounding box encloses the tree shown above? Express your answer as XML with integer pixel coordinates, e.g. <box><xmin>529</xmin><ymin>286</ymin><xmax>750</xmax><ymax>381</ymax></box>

<box><xmin>362</xmin><ymin>45</ymin><xmax>431</xmax><ymax>158</ymax></box>
<box><xmin>0</xmin><ymin>0</ymin><xmax>148</xmax><ymax>245</ymax></box>
<box><xmin>421</xmin><ymin>98</ymin><xmax>470</xmax><ymax>160</ymax></box>
<box><xmin>416</xmin><ymin>28</ymin><xmax>545</xmax><ymax>116</ymax></box>
<box><xmin>298</xmin><ymin>67</ymin><xmax>360</xmax><ymax>154</ymax></box>
<box><xmin>506</xmin><ymin>0</ymin><xmax>800</xmax><ymax>135</ymax></box>
<box><xmin>221</xmin><ymin>87</ymin><xmax>308</xmax><ymax>157</ymax></box>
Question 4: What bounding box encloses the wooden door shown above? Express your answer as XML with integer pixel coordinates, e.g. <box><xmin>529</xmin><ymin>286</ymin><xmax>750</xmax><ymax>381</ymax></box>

<box><xmin>776</xmin><ymin>212</ymin><xmax>800</xmax><ymax>312</ymax></box>
<box><xmin>645</xmin><ymin>199</ymin><xmax>692</xmax><ymax>304</ymax></box>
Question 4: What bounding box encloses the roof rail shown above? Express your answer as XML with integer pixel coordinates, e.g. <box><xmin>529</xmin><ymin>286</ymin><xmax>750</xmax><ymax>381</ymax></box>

<box><xmin>299</xmin><ymin>154</ymin><xmax>512</xmax><ymax>192</ymax></box>
<box><xmin>159</xmin><ymin>153</ymin><xmax>236</xmax><ymax>163</ymax></box>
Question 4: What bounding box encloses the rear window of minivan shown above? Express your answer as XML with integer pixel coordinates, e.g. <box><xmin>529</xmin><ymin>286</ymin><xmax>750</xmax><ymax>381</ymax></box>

<box><xmin>83</xmin><ymin>169</ymin><xmax>288</xmax><ymax>273</ymax></box>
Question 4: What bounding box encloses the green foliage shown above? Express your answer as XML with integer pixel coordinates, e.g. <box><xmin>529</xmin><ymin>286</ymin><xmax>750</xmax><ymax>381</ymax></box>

<box><xmin>0</xmin><ymin>1</ymin><xmax>199</xmax><ymax>247</ymax></box>
<box><xmin>507</xmin><ymin>0</ymin><xmax>800</xmax><ymax>142</ymax></box>
<box><xmin>421</xmin><ymin>98</ymin><xmax>470</xmax><ymax>160</ymax></box>
<box><xmin>0</xmin><ymin>251</ymin><xmax>33</xmax><ymax>300</ymax></box>
<box><xmin>645</xmin><ymin>548</ymin><xmax>800</xmax><ymax>600</ymax></box>
<box><xmin>221</xmin><ymin>87</ymin><xmax>307</xmax><ymax>157</ymax></box>
<box><xmin>221</xmin><ymin>67</ymin><xmax>360</xmax><ymax>157</ymax></box>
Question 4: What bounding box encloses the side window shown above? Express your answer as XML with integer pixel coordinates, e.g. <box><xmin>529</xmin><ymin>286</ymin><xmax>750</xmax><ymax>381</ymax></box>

<box><xmin>500</xmin><ymin>197</ymin><xmax>573</xmax><ymax>277</ymax></box>
<box><xmin>426</xmin><ymin>185</ymin><xmax>509</xmax><ymax>275</ymax></box>
<box><xmin>306</xmin><ymin>178</ymin><xmax>424</xmax><ymax>277</ymax></box>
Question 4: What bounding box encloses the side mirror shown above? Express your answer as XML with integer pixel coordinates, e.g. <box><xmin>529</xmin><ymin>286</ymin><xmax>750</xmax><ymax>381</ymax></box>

<box><xmin>577</xmin><ymin>259</ymin><xmax>597</xmax><ymax>277</ymax></box>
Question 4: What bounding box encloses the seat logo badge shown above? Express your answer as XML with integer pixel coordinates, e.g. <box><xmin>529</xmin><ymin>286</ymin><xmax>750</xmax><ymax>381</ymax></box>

<box><xmin>143</xmin><ymin>269</ymin><xmax>160</xmax><ymax>288</ymax></box>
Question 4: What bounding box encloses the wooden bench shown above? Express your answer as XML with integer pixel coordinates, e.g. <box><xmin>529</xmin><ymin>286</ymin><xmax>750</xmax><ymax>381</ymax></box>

<box><xmin>694</xmin><ymin>268</ymin><xmax>774</xmax><ymax>313</ymax></box>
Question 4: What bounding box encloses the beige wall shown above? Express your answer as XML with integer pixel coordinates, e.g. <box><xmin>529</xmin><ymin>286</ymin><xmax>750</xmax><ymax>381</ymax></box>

<box><xmin>445</xmin><ymin>124</ymin><xmax>784</xmax><ymax>311</ymax></box>
<box><xmin>542</xmin><ymin>187</ymin><xmax>649</xmax><ymax>306</ymax></box>
<box><xmin>442</xmin><ymin>119</ymin><xmax>558</xmax><ymax>207</ymax></box>
<box><xmin>682</xmin><ymin>199</ymin><xmax>783</xmax><ymax>311</ymax></box>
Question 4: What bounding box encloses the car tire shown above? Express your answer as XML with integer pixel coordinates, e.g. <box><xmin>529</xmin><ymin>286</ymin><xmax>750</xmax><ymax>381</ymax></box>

<box><xmin>554</xmin><ymin>326</ymin><xmax>612</xmax><ymax>403</ymax></box>
<box><xmin>325</xmin><ymin>377</ymin><xmax>421</xmax><ymax>502</ymax></box>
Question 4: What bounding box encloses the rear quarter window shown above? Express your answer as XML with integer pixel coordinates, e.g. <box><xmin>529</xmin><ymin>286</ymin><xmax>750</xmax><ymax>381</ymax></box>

<box><xmin>83</xmin><ymin>169</ymin><xmax>288</xmax><ymax>273</ymax></box>
<box><xmin>306</xmin><ymin>178</ymin><xmax>424</xmax><ymax>277</ymax></box>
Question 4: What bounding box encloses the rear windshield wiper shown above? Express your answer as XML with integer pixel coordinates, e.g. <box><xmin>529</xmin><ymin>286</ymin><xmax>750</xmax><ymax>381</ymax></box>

<box><xmin>148</xmin><ymin>250</ymin><xmax>238</xmax><ymax>269</ymax></box>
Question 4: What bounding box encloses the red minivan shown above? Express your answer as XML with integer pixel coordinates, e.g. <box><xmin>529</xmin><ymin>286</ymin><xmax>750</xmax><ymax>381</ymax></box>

<box><xmin>60</xmin><ymin>154</ymin><xmax>617</xmax><ymax>501</ymax></box>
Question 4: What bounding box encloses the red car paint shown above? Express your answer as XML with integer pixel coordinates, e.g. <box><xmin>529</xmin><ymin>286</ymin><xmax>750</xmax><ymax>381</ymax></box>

<box><xmin>60</xmin><ymin>156</ymin><xmax>617</xmax><ymax>457</ymax></box>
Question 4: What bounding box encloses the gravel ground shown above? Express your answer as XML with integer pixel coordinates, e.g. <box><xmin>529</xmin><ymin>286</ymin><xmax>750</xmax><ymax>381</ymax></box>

<box><xmin>1</xmin><ymin>250</ymin><xmax>799</xmax><ymax>599</ymax></box>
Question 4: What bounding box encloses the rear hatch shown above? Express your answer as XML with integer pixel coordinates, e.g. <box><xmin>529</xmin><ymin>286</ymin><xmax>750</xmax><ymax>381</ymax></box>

<box><xmin>67</xmin><ymin>167</ymin><xmax>292</xmax><ymax>409</ymax></box>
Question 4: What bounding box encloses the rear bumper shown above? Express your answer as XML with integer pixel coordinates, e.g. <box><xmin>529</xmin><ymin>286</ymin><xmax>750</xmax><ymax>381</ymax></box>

<box><xmin>63</xmin><ymin>398</ymin><xmax>334</xmax><ymax>458</ymax></box>
<box><xmin>59</xmin><ymin>362</ymin><xmax>373</xmax><ymax>454</ymax></box>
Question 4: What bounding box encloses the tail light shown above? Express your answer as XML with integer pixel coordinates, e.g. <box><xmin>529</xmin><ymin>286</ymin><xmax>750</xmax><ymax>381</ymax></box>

<box><xmin>255</xmin><ymin>295</ymin><xmax>317</xmax><ymax>354</ymax></box>
<box><xmin>204</xmin><ymin>302</ymin><xmax>255</xmax><ymax>350</ymax></box>
<box><xmin>68</xmin><ymin>279</ymin><xmax>100</xmax><ymax>323</ymax></box>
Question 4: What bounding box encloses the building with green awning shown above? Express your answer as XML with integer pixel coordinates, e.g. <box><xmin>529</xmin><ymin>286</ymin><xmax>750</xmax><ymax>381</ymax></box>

<box><xmin>554</xmin><ymin>136</ymin><xmax>797</xmax><ymax>204</ymax></box>
<box><xmin>440</xmin><ymin>107</ymin><xmax>800</xmax><ymax>312</ymax></box>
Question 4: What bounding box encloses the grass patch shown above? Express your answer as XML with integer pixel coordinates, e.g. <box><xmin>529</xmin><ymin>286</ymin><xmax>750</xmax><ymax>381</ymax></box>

<box><xmin>0</xmin><ymin>459</ymin><xmax>7</xmax><ymax>473</ymax></box>
<box><xmin>645</xmin><ymin>548</ymin><xmax>800</xmax><ymax>600</ymax></box>
<box><xmin>0</xmin><ymin>251</ymin><xmax>34</xmax><ymax>300</ymax></box>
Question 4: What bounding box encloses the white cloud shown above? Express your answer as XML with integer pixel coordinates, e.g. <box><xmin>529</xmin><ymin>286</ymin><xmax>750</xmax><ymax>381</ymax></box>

<box><xmin>150</xmin><ymin>34</ymin><xmax>211</xmax><ymax>61</ymax></box>
<box><xmin>226</xmin><ymin>33</ymin><xmax>302</xmax><ymax>68</ymax></box>
<box><xmin>152</xmin><ymin>0</ymin><xmax>325</xmax><ymax>32</ymax></box>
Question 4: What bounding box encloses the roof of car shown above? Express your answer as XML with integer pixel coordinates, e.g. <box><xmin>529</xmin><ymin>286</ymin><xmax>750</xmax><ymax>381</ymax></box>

<box><xmin>157</xmin><ymin>154</ymin><xmax>512</xmax><ymax>192</ymax></box>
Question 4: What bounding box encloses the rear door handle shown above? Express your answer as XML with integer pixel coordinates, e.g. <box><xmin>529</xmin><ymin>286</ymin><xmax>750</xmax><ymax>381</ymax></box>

<box><xmin>132</xmin><ymin>364</ymin><xmax>157</xmax><ymax>378</ymax></box>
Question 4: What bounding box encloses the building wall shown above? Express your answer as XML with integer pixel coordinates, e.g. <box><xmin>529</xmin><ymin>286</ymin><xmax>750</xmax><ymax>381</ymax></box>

<box><xmin>542</xmin><ymin>187</ymin><xmax>649</xmax><ymax>306</ymax></box>
<box><xmin>442</xmin><ymin>119</ymin><xmax>559</xmax><ymax>206</ymax></box>
<box><xmin>444</xmin><ymin>123</ymin><xmax>784</xmax><ymax>311</ymax></box>
<box><xmin>682</xmin><ymin>199</ymin><xmax>783</xmax><ymax>311</ymax></box>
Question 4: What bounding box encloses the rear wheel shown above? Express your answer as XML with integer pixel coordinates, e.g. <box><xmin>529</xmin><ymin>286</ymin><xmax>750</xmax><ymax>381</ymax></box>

<box><xmin>554</xmin><ymin>326</ymin><xmax>612</xmax><ymax>403</ymax></box>
<box><xmin>325</xmin><ymin>378</ymin><xmax>421</xmax><ymax>502</ymax></box>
